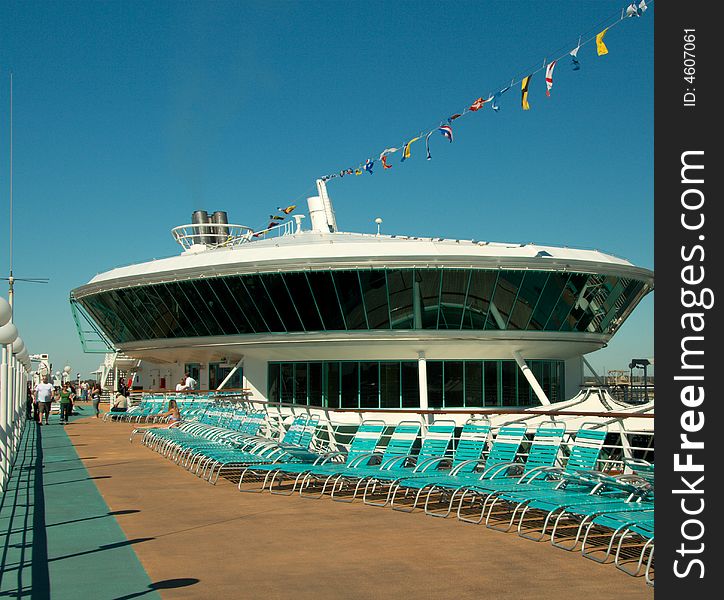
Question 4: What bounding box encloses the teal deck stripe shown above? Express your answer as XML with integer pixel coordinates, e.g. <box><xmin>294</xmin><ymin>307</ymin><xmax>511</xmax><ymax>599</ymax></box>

<box><xmin>1</xmin><ymin>419</ymin><xmax>161</xmax><ymax>600</ymax></box>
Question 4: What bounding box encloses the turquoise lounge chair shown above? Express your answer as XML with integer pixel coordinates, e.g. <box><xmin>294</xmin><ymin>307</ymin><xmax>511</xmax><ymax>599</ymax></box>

<box><xmin>237</xmin><ymin>420</ymin><xmax>387</xmax><ymax>495</ymax></box>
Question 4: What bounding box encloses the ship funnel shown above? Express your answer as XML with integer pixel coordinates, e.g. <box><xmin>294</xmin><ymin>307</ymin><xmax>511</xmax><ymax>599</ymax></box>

<box><xmin>191</xmin><ymin>210</ymin><xmax>211</xmax><ymax>244</ymax></box>
<box><xmin>211</xmin><ymin>210</ymin><xmax>229</xmax><ymax>242</ymax></box>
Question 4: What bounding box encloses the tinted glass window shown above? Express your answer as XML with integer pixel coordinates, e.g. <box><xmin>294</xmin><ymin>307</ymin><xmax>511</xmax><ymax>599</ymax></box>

<box><xmin>306</xmin><ymin>271</ymin><xmax>346</xmax><ymax>330</ymax></box>
<box><xmin>358</xmin><ymin>271</ymin><xmax>390</xmax><ymax>329</ymax></box>
<box><xmin>508</xmin><ymin>271</ymin><xmax>549</xmax><ymax>330</ymax></box>
<box><xmin>427</xmin><ymin>361</ymin><xmax>443</xmax><ymax>408</ymax></box>
<box><xmin>325</xmin><ymin>362</ymin><xmax>340</xmax><ymax>408</ymax></box>
<box><xmin>340</xmin><ymin>362</ymin><xmax>359</xmax><ymax>408</ymax></box>
<box><xmin>464</xmin><ymin>362</ymin><xmax>483</xmax><ymax>407</ymax></box>
<box><xmin>438</xmin><ymin>271</ymin><xmax>469</xmax><ymax>330</ymax></box>
<box><xmin>387</xmin><ymin>270</ymin><xmax>414</xmax><ymax>329</ymax></box>
<box><xmin>261</xmin><ymin>273</ymin><xmax>303</xmax><ymax>332</ymax></box>
<box><xmin>443</xmin><ymin>361</ymin><xmax>464</xmax><ymax>407</ymax></box>
<box><xmin>359</xmin><ymin>362</ymin><xmax>379</xmax><ymax>408</ymax></box>
<box><xmin>490</xmin><ymin>271</ymin><xmax>525</xmax><ymax>329</ymax></box>
<box><xmin>401</xmin><ymin>361</ymin><xmax>419</xmax><ymax>408</ymax></box>
<box><xmin>380</xmin><ymin>362</ymin><xmax>401</xmax><ymax>408</ymax></box>
<box><xmin>244</xmin><ymin>275</ymin><xmax>285</xmax><ymax>332</ymax></box>
<box><xmin>416</xmin><ymin>269</ymin><xmax>441</xmax><ymax>329</ymax></box>
<box><xmin>333</xmin><ymin>271</ymin><xmax>369</xmax><ymax>329</ymax></box>
<box><xmin>282</xmin><ymin>272</ymin><xmax>324</xmax><ymax>331</ymax></box>
<box><xmin>308</xmin><ymin>362</ymin><xmax>322</xmax><ymax>406</ymax></box>
<box><xmin>294</xmin><ymin>363</ymin><xmax>308</xmax><ymax>404</ymax></box>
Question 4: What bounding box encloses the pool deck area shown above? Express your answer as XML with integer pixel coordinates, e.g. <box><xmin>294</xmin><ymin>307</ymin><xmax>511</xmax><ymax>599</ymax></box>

<box><xmin>1</xmin><ymin>408</ymin><xmax>652</xmax><ymax>599</ymax></box>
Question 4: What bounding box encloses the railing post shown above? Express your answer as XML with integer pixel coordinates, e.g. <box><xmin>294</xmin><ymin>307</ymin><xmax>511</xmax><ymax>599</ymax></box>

<box><xmin>0</xmin><ymin>346</ymin><xmax>9</xmax><ymax>490</ymax></box>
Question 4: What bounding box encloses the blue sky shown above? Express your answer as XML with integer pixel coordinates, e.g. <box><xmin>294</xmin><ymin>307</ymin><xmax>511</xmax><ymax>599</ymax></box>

<box><xmin>0</xmin><ymin>0</ymin><xmax>653</xmax><ymax>378</ymax></box>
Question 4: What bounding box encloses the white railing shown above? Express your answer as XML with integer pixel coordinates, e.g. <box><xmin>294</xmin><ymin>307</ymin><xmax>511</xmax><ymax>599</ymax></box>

<box><xmin>172</xmin><ymin>220</ymin><xmax>298</xmax><ymax>251</ymax></box>
<box><xmin>172</xmin><ymin>223</ymin><xmax>256</xmax><ymax>250</ymax></box>
<box><xmin>1</xmin><ymin>343</ymin><xmax>31</xmax><ymax>494</ymax></box>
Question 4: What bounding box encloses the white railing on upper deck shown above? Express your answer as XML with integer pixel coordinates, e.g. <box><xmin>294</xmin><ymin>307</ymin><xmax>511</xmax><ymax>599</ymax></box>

<box><xmin>172</xmin><ymin>220</ymin><xmax>297</xmax><ymax>251</ymax></box>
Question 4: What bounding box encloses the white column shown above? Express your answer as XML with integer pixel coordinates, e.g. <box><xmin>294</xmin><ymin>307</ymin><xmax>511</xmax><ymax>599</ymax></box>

<box><xmin>217</xmin><ymin>357</ymin><xmax>244</xmax><ymax>390</ymax></box>
<box><xmin>417</xmin><ymin>351</ymin><xmax>428</xmax><ymax>412</ymax></box>
<box><xmin>1</xmin><ymin>346</ymin><xmax>9</xmax><ymax>488</ymax></box>
<box><xmin>512</xmin><ymin>350</ymin><xmax>551</xmax><ymax>406</ymax></box>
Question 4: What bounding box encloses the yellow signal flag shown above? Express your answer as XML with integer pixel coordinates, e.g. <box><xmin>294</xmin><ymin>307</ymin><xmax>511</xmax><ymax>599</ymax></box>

<box><xmin>596</xmin><ymin>28</ymin><xmax>609</xmax><ymax>56</ymax></box>
<box><xmin>521</xmin><ymin>75</ymin><xmax>532</xmax><ymax>110</ymax></box>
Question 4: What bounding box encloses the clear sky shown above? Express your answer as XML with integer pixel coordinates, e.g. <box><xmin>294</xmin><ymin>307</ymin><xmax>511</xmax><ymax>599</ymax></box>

<box><xmin>0</xmin><ymin>0</ymin><xmax>653</xmax><ymax>378</ymax></box>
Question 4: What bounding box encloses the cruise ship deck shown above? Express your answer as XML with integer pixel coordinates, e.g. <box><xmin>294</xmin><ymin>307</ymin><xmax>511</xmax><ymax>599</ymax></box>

<box><xmin>1</xmin><ymin>404</ymin><xmax>652</xmax><ymax>599</ymax></box>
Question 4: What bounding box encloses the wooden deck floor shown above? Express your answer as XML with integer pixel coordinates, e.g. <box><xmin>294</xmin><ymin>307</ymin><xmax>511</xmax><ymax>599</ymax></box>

<box><xmin>63</xmin><ymin>412</ymin><xmax>652</xmax><ymax>599</ymax></box>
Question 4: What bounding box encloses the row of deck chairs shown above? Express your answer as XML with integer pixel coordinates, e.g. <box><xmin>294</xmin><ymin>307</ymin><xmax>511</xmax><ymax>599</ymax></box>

<box><xmin>104</xmin><ymin>394</ymin><xmax>215</xmax><ymax>423</ymax></box>
<box><xmin>123</xmin><ymin>405</ymin><xmax>654</xmax><ymax>585</ymax></box>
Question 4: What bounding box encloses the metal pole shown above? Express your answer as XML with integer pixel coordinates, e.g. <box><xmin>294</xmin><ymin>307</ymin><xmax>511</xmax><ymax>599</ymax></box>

<box><xmin>216</xmin><ymin>357</ymin><xmax>244</xmax><ymax>390</ymax></box>
<box><xmin>512</xmin><ymin>350</ymin><xmax>551</xmax><ymax>406</ymax></box>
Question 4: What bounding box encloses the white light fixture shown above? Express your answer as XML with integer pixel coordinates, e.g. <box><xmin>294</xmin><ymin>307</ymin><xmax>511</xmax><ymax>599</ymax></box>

<box><xmin>374</xmin><ymin>217</ymin><xmax>383</xmax><ymax>236</ymax></box>
<box><xmin>0</xmin><ymin>321</ymin><xmax>18</xmax><ymax>345</ymax></box>
<box><xmin>12</xmin><ymin>336</ymin><xmax>24</xmax><ymax>355</ymax></box>
<box><xmin>0</xmin><ymin>297</ymin><xmax>10</xmax><ymax>327</ymax></box>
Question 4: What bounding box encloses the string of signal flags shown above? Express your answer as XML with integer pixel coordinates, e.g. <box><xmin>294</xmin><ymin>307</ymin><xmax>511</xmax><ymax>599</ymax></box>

<box><xmin>257</xmin><ymin>1</ymin><xmax>651</xmax><ymax>235</ymax></box>
<box><xmin>317</xmin><ymin>0</ymin><xmax>651</xmax><ymax>183</ymax></box>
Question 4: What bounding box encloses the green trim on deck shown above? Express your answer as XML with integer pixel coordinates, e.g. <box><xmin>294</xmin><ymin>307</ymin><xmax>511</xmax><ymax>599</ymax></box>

<box><xmin>0</xmin><ymin>418</ymin><xmax>160</xmax><ymax>600</ymax></box>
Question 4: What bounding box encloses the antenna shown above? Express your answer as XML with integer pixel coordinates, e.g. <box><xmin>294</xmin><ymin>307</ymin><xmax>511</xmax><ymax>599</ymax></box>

<box><xmin>4</xmin><ymin>73</ymin><xmax>49</xmax><ymax>321</ymax></box>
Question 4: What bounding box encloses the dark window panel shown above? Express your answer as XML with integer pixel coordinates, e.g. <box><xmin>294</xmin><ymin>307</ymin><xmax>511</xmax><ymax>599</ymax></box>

<box><xmin>83</xmin><ymin>294</ymin><xmax>130</xmax><ymax>343</ymax></box>
<box><xmin>223</xmin><ymin>276</ymin><xmax>267</xmax><ymax>333</ymax></box>
<box><xmin>129</xmin><ymin>286</ymin><xmax>171</xmax><ymax>339</ymax></box>
<box><xmin>358</xmin><ymin>271</ymin><xmax>390</xmax><ymax>329</ymax></box>
<box><xmin>401</xmin><ymin>361</ymin><xmax>419</xmax><ymax>408</ymax></box>
<box><xmin>529</xmin><ymin>272</ymin><xmax>567</xmax><ymax>330</ymax></box>
<box><xmin>243</xmin><ymin>274</ymin><xmax>284</xmax><ymax>332</ymax></box>
<box><xmin>380</xmin><ymin>362</ymin><xmax>401</xmax><ymax>408</ymax></box>
<box><xmin>280</xmin><ymin>363</ymin><xmax>294</xmax><ymax>403</ymax></box>
<box><xmin>438</xmin><ymin>270</ymin><xmax>469</xmax><ymax>330</ymax></box>
<box><xmin>207</xmin><ymin>278</ymin><xmax>252</xmax><ymax>333</ymax></box>
<box><xmin>463</xmin><ymin>270</ymin><xmax>498</xmax><ymax>330</ymax></box>
<box><xmin>427</xmin><ymin>361</ymin><xmax>443</xmax><ymax>408</ymax></box>
<box><xmin>154</xmin><ymin>283</ymin><xmax>200</xmax><ymax>337</ymax></box>
<box><xmin>387</xmin><ymin>269</ymin><xmax>414</xmax><ymax>329</ymax></box>
<box><xmin>340</xmin><ymin>362</ymin><xmax>359</xmax><ymax>408</ymax></box>
<box><xmin>116</xmin><ymin>289</ymin><xmax>158</xmax><ymax>339</ymax></box>
<box><xmin>508</xmin><ymin>271</ymin><xmax>549</xmax><ymax>330</ymax></box>
<box><xmin>464</xmin><ymin>362</ymin><xmax>483</xmax><ymax>407</ymax></box>
<box><xmin>543</xmin><ymin>273</ymin><xmax>582</xmax><ymax>331</ymax></box>
<box><xmin>306</xmin><ymin>271</ymin><xmax>346</xmax><ymax>330</ymax></box>
<box><xmin>443</xmin><ymin>361</ymin><xmax>464</xmax><ymax>407</ymax></box>
<box><xmin>489</xmin><ymin>271</ymin><xmax>525</xmax><ymax>329</ymax></box>
<box><xmin>325</xmin><ymin>362</ymin><xmax>340</xmax><ymax>408</ymax></box>
<box><xmin>416</xmin><ymin>269</ymin><xmax>441</xmax><ymax>329</ymax></box>
<box><xmin>484</xmin><ymin>361</ymin><xmax>499</xmax><ymax>406</ymax></box>
<box><xmin>557</xmin><ymin>274</ymin><xmax>592</xmax><ymax>332</ymax></box>
<box><xmin>267</xmin><ymin>364</ymin><xmax>280</xmax><ymax>402</ymax></box>
<box><xmin>143</xmin><ymin>285</ymin><xmax>180</xmax><ymax>338</ymax></box>
<box><xmin>359</xmin><ymin>362</ymin><xmax>379</xmax><ymax>408</ymax></box>
<box><xmin>193</xmin><ymin>279</ymin><xmax>239</xmax><ymax>335</ymax></box>
<box><xmin>308</xmin><ymin>362</ymin><xmax>322</xmax><ymax>406</ymax></box>
<box><xmin>107</xmin><ymin>289</ymin><xmax>147</xmax><ymax>341</ymax></box>
<box><xmin>168</xmin><ymin>282</ymin><xmax>213</xmax><ymax>336</ymax></box>
<box><xmin>261</xmin><ymin>273</ymin><xmax>303</xmax><ymax>332</ymax></box>
<box><xmin>501</xmin><ymin>361</ymin><xmax>517</xmax><ymax>406</ymax></box>
<box><xmin>333</xmin><ymin>271</ymin><xmax>369</xmax><ymax>330</ymax></box>
<box><xmin>294</xmin><ymin>363</ymin><xmax>308</xmax><ymax>405</ymax></box>
<box><xmin>282</xmin><ymin>272</ymin><xmax>324</xmax><ymax>331</ymax></box>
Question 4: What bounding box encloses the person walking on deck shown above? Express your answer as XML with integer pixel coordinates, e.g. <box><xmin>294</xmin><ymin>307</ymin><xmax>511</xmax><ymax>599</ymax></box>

<box><xmin>34</xmin><ymin>376</ymin><xmax>54</xmax><ymax>426</ymax></box>
<box><xmin>59</xmin><ymin>382</ymin><xmax>74</xmax><ymax>424</ymax></box>
<box><xmin>91</xmin><ymin>383</ymin><xmax>102</xmax><ymax>418</ymax></box>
